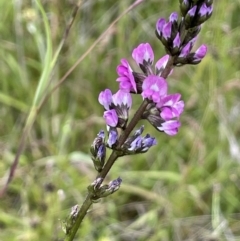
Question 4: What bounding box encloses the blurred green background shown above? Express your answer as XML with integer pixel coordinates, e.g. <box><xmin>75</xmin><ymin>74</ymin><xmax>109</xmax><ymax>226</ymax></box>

<box><xmin>1</xmin><ymin>0</ymin><xmax>240</xmax><ymax>240</ymax></box>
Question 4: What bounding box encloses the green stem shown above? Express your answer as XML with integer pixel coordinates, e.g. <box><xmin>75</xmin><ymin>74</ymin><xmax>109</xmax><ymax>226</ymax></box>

<box><xmin>64</xmin><ymin>194</ymin><xmax>92</xmax><ymax>241</ymax></box>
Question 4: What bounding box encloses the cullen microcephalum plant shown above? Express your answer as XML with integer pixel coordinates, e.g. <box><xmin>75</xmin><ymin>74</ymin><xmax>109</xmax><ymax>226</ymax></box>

<box><xmin>62</xmin><ymin>0</ymin><xmax>213</xmax><ymax>240</ymax></box>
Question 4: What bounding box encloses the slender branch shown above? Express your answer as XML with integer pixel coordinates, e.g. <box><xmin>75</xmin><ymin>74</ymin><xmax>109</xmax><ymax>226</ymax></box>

<box><xmin>64</xmin><ymin>194</ymin><xmax>92</xmax><ymax>241</ymax></box>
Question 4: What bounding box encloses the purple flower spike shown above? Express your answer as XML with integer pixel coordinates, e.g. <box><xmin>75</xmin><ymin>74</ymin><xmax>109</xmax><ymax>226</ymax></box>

<box><xmin>162</xmin><ymin>22</ymin><xmax>172</xmax><ymax>39</ymax></box>
<box><xmin>112</xmin><ymin>90</ymin><xmax>132</xmax><ymax>109</ymax></box>
<box><xmin>158</xmin><ymin>120</ymin><xmax>181</xmax><ymax>136</ymax></box>
<box><xmin>193</xmin><ymin>44</ymin><xmax>207</xmax><ymax>62</ymax></box>
<box><xmin>132</xmin><ymin>43</ymin><xmax>154</xmax><ymax>66</ymax></box>
<box><xmin>103</xmin><ymin>109</ymin><xmax>118</xmax><ymax>127</ymax></box>
<box><xmin>98</xmin><ymin>89</ymin><xmax>112</xmax><ymax>110</ymax></box>
<box><xmin>142</xmin><ymin>75</ymin><xmax>168</xmax><ymax>103</ymax></box>
<box><xmin>156</xmin><ymin>18</ymin><xmax>166</xmax><ymax>36</ymax></box>
<box><xmin>169</xmin><ymin>12</ymin><xmax>178</xmax><ymax>23</ymax></box>
<box><xmin>173</xmin><ymin>32</ymin><xmax>181</xmax><ymax>48</ymax></box>
<box><xmin>155</xmin><ymin>55</ymin><xmax>170</xmax><ymax>76</ymax></box>
<box><xmin>116</xmin><ymin>59</ymin><xmax>137</xmax><ymax>93</ymax></box>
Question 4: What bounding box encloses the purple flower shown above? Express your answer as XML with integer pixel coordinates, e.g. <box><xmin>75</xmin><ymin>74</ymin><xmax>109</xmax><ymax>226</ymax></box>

<box><xmin>107</xmin><ymin>128</ymin><xmax>118</xmax><ymax>148</ymax></box>
<box><xmin>179</xmin><ymin>42</ymin><xmax>192</xmax><ymax>57</ymax></box>
<box><xmin>157</xmin><ymin>120</ymin><xmax>181</xmax><ymax>136</ymax></box>
<box><xmin>116</xmin><ymin>59</ymin><xmax>137</xmax><ymax>93</ymax></box>
<box><xmin>142</xmin><ymin>75</ymin><xmax>168</xmax><ymax>103</ymax></box>
<box><xmin>96</xmin><ymin>145</ymin><xmax>106</xmax><ymax>162</ymax></box>
<box><xmin>141</xmin><ymin>134</ymin><xmax>157</xmax><ymax>152</ymax></box>
<box><xmin>162</xmin><ymin>22</ymin><xmax>172</xmax><ymax>39</ymax></box>
<box><xmin>124</xmin><ymin>131</ymin><xmax>157</xmax><ymax>153</ymax></box>
<box><xmin>155</xmin><ymin>54</ymin><xmax>171</xmax><ymax>76</ymax></box>
<box><xmin>169</xmin><ymin>12</ymin><xmax>178</xmax><ymax>23</ymax></box>
<box><xmin>187</xmin><ymin>5</ymin><xmax>197</xmax><ymax>17</ymax></box>
<box><xmin>173</xmin><ymin>32</ymin><xmax>181</xmax><ymax>48</ymax></box>
<box><xmin>157</xmin><ymin>94</ymin><xmax>184</xmax><ymax>120</ymax></box>
<box><xmin>198</xmin><ymin>3</ymin><xmax>208</xmax><ymax>17</ymax></box>
<box><xmin>98</xmin><ymin>89</ymin><xmax>112</xmax><ymax>110</ymax></box>
<box><xmin>90</xmin><ymin>130</ymin><xmax>106</xmax><ymax>172</ymax></box>
<box><xmin>90</xmin><ymin>130</ymin><xmax>105</xmax><ymax>155</ymax></box>
<box><xmin>132</xmin><ymin>43</ymin><xmax>154</xmax><ymax>66</ymax></box>
<box><xmin>99</xmin><ymin>89</ymin><xmax>132</xmax><ymax>129</ymax></box>
<box><xmin>128</xmin><ymin>136</ymin><xmax>142</xmax><ymax>151</ymax></box>
<box><xmin>156</xmin><ymin>18</ymin><xmax>166</xmax><ymax>36</ymax></box>
<box><xmin>193</xmin><ymin>44</ymin><xmax>207</xmax><ymax>62</ymax></box>
<box><xmin>103</xmin><ymin>109</ymin><xmax>118</xmax><ymax>127</ymax></box>
<box><xmin>112</xmin><ymin>90</ymin><xmax>132</xmax><ymax>109</ymax></box>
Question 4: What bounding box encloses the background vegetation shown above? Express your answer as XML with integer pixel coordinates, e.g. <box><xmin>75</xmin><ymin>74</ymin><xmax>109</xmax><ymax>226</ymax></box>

<box><xmin>0</xmin><ymin>0</ymin><xmax>240</xmax><ymax>240</ymax></box>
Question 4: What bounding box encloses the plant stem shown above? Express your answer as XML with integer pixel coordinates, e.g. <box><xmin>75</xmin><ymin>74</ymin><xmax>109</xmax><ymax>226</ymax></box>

<box><xmin>64</xmin><ymin>194</ymin><xmax>92</xmax><ymax>241</ymax></box>
<box><xmin>63</xmin><ymin>100</ymin><xmax>148</xmax><ymax>241</ymax></box>
<box><xmin>97</xmin><ymin>99</ymin><xmax>149</xmax><ymax>180</ymax></box>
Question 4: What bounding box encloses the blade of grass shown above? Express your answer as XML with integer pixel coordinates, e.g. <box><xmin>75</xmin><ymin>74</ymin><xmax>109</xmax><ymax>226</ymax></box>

<box><xmin>0</xmin><ymin>0</ymin><xmax>82</xmax><ymax>197</ymax></box>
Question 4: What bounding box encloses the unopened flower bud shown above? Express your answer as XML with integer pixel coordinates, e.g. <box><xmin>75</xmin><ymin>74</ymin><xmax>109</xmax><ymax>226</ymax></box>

<box><xmin>122</xmin><ymin>126</ymin><xmax>157</xmax><ymax>154</ymax></box>
<box><xmin>185</xmin><ymin>5</ymin><xmax>197</xmax><ymax>29</ymax></box>
<box><xmin>197</xmin><ymin>3</ymin><xmax>213</xmax><ymax>25</ymax></box>
<box><xmin>99</xmin><ymin>177</ymin><xmax>122</xmax><ymax>198</ymax></box>
<box><xmin>90</xmin><ymin>131</ymin><xmax>106</xmax><ymax>172</ymax></box>
<box><xmin>180</xmin><ymin>0</ymin><xmax>190</xmax><ymax>17</ymax></box>
<box><xmin>107</xmin><ymin>128</ymin><xmax>118</xmax><ymax>148</ymax></box>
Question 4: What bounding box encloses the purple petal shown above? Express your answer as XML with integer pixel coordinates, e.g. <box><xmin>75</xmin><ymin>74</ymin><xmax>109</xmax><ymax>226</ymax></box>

<box><xmin>193</xmin><ymin>44</ymin><xmax>207</xmax><ymax>61</ymax></box>
<box><xmin>112</xmin><ymin>90</ymin><xmax>132</xmax><ymax>109</ymax></box>
<box><xmin>103</xmin><ymin>109</ymin><xmax>118</xmax><ymax>127</ymax></box>
<box><xmin>142</xmin><ymin>134</ymin><xmax>157</xmax><ymax>151</ymax></box>
<box><xmin>160</xmin><ymin>107</ymin><xmax>176</xmax><ymax>120</ymax></box>
<box><xmin>157</xmin><ymin>94</ymin><xmax>184</xmax><ymax>120</ymax></box>
<box><xmin>142</xmin><ymin>75</ymin><xmax>168</xmax><ymax>103</ymax></box>
<box><xmin>162</xmin><ymin>22</ymin><xmax>172</xmax><ymax>39</ymax></box>
<box><xmin>98</xmin><ymin>89</ymin><xmax>112</xmax><ymax>110</ymax></box>
<box><xmin>173</xmin><ymin>32</ymin><xmax>181</xmax><ymax>48</ymax></box>
<box><xmin>107</xmin><ymin>128</ymin><xmax>118</xmax><ymax>148</ymax></box>
<box><xmin>158</xmin><ymin>120</ymin><xmax>181</xmax><ymax>136</ymax></box>
<box><xmin>116</xmin><ymin>59</ymin><xmax>137</xmax><ymax>93</ymax></box>
<box><xmin>128</xmin><ymin>136</ymin><xmax>142</xmax><ymax>151</ymax></box>
<box><xmin>199</xmin><ymin>3</ymin><xmax>208</xmax><ymax>17</ymax></box>
<box><xmin>155</xmin><ymin>55</ymin><xmax>170</xmax><ymax>76</ymax></box>
<box><xmin>156</xmin><ymin>18</ymin><xmax>166</xmax><ymax>35</ymax></box>
<box><xmin>97</xmin><ymin>130</ymin><xmax>105</xmax><ymax>140</ymax></box>
<box><xmin>207</xmin><ymin>5</ymin><xmax>213</xmax><ymax>15</ymax></box>
<box><xmin>179</xmin><ymin>42</ymin><xmax>192</xmax><ymax>57</ymax></box>
<box><xmin>159</xmin><ymin>93</ymin><xmax>181</xmax><ymax>106</ymax></box>
<box><xmin>169</xmin><ymin>12</ymin><xmax>178</xmax><ymax>22</ymax></box>
<box><xmin>187</xmin><ymin>5</ymin><xmax>197</xmax><ymax>17</ymax></box>
<box><xmin>132</xmin><ymin>43</ymin><xmax>154</xmax><ymax>66</ymax></box>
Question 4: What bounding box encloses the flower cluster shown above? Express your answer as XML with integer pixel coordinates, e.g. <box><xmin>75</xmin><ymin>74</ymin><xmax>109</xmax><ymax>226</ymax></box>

<box><xmin>156</xmin><ymin>0</ymin><xmax>213</xmax><ymax>65</ymax></box>
<box><xmin>90</xmin><ymin>0</ymin><xmax>213</xmax><ymax>172</ymax></box>
<box><xmin>115</xmin><ymin>42</ymin><xmax>184</xmax><ymax>136</ymax></box>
